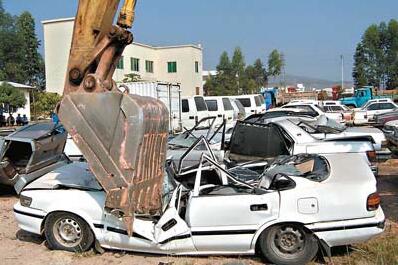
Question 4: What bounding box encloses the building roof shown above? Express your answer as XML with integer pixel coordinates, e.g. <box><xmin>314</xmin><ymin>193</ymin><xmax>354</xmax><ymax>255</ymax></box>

<box><xmin>0</xmin><ymin>81</ymin><xmax>34</xmax><ymax>89</ymax></box>
<box><xmin>42</xmin><ymin>17</ymin><xmax>202</xmax><ymax>50</ymax></box>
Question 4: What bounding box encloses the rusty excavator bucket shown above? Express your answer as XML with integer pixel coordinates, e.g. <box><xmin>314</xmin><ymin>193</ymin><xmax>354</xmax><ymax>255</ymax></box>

<box><xmin>57</xmin><ymin>0</ymin><xmax>169</xmax><ymax>235</ymax></box>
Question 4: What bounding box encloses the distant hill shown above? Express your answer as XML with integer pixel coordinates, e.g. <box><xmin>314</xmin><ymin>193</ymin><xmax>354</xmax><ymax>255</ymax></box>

<box><xmin>268</xmin><ymin>74</ymin><xmax>353</xmax><ymax>90</ymax></box>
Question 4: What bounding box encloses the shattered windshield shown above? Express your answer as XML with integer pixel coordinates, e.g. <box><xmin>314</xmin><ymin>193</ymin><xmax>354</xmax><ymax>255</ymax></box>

<box><xmin>302</xmin><ymin>115</ymin><xmax>346</xmax><ymax>134</ymax></box>
<box><xmin>258</xmin><ymin>154</ymin><xmax>330</xmax><ymax>189</ymax></box>
<box><xmin>169</xmin><ymin>117</ymin><xmax>223</xmax><ymax>148</ymax></box>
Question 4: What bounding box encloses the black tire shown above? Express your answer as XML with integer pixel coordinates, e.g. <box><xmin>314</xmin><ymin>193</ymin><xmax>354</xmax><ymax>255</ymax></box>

<box><xmin>44</xmin><ymin>212</ymin><xmax>94</xmax><ymax>252</ymax></box>
<box><xmin>258</xmin><ymin>223</ymin><xmax>318</xmax><ymax>265</ymax></box>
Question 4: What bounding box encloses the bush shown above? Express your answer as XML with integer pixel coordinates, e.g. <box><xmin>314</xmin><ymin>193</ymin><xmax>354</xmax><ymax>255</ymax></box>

<box><xmin>31</xmin><ymin>92</ymin><xmax>62</xmax><ymax>119</ymax></box>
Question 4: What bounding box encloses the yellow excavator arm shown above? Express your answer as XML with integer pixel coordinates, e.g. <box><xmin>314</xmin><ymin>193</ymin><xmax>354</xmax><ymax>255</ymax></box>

<box><xmin>57</xmin><ymin>0</ymin><xmax>169</xmax><ymax>235</ymax></box>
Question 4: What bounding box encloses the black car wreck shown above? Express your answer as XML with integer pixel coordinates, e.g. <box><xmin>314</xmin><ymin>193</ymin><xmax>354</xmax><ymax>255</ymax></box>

<box><xmin>0</xmin><ymin>122</ymin><xmax>68</xmax><ymax>193</ymax></box>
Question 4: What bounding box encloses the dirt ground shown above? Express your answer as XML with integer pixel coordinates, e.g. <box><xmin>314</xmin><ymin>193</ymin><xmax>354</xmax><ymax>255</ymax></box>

<box><xmin>1</xmin><ymin>164</ymin><xmax>398</xmax><ymax>265</ymax></box>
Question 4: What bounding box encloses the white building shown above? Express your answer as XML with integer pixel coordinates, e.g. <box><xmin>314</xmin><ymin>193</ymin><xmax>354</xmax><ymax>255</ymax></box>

<box><xmin>42</xmin><ymin>18</ymin><xmax>204</xmax><ymax>97</ymax></box>
<box><xmin>0</xmin><ymin>81</ymin><xmax>32</xmax><ymax>120</ymax></box>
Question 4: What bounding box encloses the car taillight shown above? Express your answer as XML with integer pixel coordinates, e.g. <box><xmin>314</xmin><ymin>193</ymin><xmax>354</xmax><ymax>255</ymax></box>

<box><xmin>366</xmin><ymin>150</ymin><xmax>377</xmax><ymax>162</ymax></box>
<box><xmin>367</xmin><ymin>192</ymin><xmax>380</xmax><ymax>211</ymax></box>
<box><xmin>381</xmin><ymin>140</ymin><xmax>388</xmax><ymax>148</ymax></box>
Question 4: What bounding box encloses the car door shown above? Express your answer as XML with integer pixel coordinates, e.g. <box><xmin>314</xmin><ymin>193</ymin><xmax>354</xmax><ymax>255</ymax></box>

<box><xmin>103</xmin><ymin>185</ymin><xmax>196</xmax><ymax>254</ymax></box>
<box><xmin>366</xmin><ymin>103</ymin><xmax>381</xmax><ymax>120</ymax></box>
<box><xmin>185</xmin><ymin>161</ymin><xmax>279</xmax><ymax>252</ymax></box>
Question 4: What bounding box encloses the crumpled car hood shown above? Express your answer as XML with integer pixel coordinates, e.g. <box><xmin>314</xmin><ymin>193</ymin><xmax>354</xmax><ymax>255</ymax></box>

<box><xmin>24</xmin><ymin>162</ymin><xmax>102</xmax><ymax>191</ymax></box>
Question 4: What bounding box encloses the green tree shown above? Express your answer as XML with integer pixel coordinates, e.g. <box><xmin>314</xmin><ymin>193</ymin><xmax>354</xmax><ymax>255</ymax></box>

<box><xmin>353</xmin><ymin>20</ymin><xmax>398</xmax><ymax>89</ymax></box>
<box><xmin>213</xmin><ymin>51</ymin><xmax>236</xmax><ymax>95</ymax></box>
<box><xmin>386</xmin><ymin>19</ymin><xmax>398</xmax><ymax>89</ymax></box>
<box><xmin>231</xmin><ymin>47</ymin><xmax>245</xmax><ymax>93</ymax></box>
<box><xmin>0</xmin><ymin>0</ymin><xmax>25</xmax><ymax>82</ymax></box>
<box><xmin>16</xmin><ymin>11</ymin><xmax>44</xmax><ymax>88</ymax></box>
<box><xmin>267</xmin><ymin>49</ymin><xmax>285</xmax><ymax>79</ymax></box>
<box><xmin>353</xmin><ymin>43</ymin><xmax>368</xmax><ymax>87</ymax></box>
<box><xmin>0</xmin><ymin>82</ymin><xmax>26</xmax><ymax>112</ymax></box>
<box><xmin>31</xmin><ymin>92</ymin><xmax>62</xmax><ymax>119</ymax></box>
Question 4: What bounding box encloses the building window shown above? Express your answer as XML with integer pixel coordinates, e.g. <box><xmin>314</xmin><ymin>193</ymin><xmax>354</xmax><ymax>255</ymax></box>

<box><xmin>116</xmin><ymin>56</ymin><xmax>124</xmax><ymax>69</ymax></box>
<box><xmin>196</xmin><ymin>87</ymin><xmax>200</xmax><ymax>95</ymax></box>
<box><xmin>131</xmin><ymin>58</ymin><xmax>139</xmax><ymax>72</ymax></box>
<box><xmin>145</xmin><ymin>60</ymin><xmax>154</xmax><ymax>73</ymax></box>
<box><xmin>195</xmin><ymin>61</ymin><xmax>199</xmax><ymax>73</ymax></box>
<box><xmin>167</xmin><ymin>61</ymin><xmax>177</xmax><ymax>73</ymax></box>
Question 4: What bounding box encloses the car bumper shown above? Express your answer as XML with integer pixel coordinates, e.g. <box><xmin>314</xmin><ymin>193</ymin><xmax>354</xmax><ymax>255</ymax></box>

<box><xmin>13</xmin><ymin>202</ymin><xmax>46</xmax><ymax>235</ymax></box>
<box><xmin>376</xmin><ymin>148</ymin><xmax>392</xmax><ymax>161</ymax></box>
<box><xmin>305</xmin><ymin>207</ymin><xmax>385</xmax><ymax>247</ymax></box>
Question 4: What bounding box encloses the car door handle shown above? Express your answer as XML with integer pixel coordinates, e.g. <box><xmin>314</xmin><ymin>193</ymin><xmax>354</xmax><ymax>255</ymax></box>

<box><xmin>189</xmin><ymin>116</ymin><xmax>195</xmax><ymax>120</ymax></box>
<box><xmin>161</xmin><ymin>219</ymin><xmax>177</xmax><ymax>231</ymax></box>
<box><xmin>250</xmin><ymin>204</ymin><xmax>268</xmax><ymax>211</ymax></box>
<box><xmin>217</xmin><ymin>114</ymin><xmax>223</xmax><ymax>117</ymax></box>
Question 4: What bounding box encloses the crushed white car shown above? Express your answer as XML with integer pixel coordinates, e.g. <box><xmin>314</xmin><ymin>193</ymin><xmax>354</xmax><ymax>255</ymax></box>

<box><xmin>227</xmin><ymin>119</ymin><xmax>378</xmax><ymax>175</ymax></box>
<box><xmin>14</xmin><ymin>152</ymin><xmax>384</xmax><ymax>265</ymax></box>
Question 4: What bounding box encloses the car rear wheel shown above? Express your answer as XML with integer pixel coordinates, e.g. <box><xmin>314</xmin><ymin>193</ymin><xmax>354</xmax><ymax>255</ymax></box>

<box><xmin>44</xmin><ymin>212</ymin><xmax>94</xmax><ymax>252</ymax></box>
<box><xmin>258</xmin><ymin>223</ymin><xmax>318</xmax><ymax>265</ymax></box>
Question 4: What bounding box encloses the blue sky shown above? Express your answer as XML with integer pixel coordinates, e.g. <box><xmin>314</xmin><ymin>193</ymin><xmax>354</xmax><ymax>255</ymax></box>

<box><xmin>4</xmin><ymin>0</ymin><xmax>398</xmax><ymax>81</ymax></box>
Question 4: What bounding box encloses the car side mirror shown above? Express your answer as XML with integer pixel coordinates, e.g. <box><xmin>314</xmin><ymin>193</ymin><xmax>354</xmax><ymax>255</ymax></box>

<box><xmin>270</xmin><ymin>174</ymin><xmax>296</xmax><ymax>191</ymax></box>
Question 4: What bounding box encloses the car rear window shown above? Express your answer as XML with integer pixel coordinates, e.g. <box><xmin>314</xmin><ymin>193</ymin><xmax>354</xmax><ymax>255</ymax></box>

<box><xmin>254</xmin><ymin>96</ymin><xmax>262</xmax><ymax>107</ymax></box>
<box><xmin>205</xmin><ymin>100</ymin><xmax>218</xmax><ymax>111</ymax></box>
<box><xmin>380</xmin><ymin>103</ymin><xmax>395</xmax><ymax>110</ymax></box>
<box><xmin>237</xmin><ymin>98</ymin><xmax>251</xmax><ymax>107</ymax></box>
<box><xmin>194</xmin><ymin>97</ymin><xmax>207</xmax><ymax>111</ymax></box>
<box><xmin>222</xmin><ymin>98</ymin><xmax>233</xmax><ymax>111</ymax></box>
<box><xmin>182</xmin><ymin>99</ymin><xmax>189</xmax><ymax>113</ymax></box>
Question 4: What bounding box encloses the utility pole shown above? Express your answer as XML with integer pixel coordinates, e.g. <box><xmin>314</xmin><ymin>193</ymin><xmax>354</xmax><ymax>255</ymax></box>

<box><xmin>340</xmin><ymin>55</ymin><xmax>344</xmax><ymax>91</ymax></box>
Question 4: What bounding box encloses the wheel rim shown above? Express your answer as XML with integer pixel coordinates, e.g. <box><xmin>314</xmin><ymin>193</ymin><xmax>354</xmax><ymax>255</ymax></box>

<box><xmin>271</xmin><ymin>225</ymin><xmax>306</xmax><ymax>258</ymax></box>
<box><xmin>53</xmin><ymin>217</ymin><xmax>83</xmax><ymax>248</ymax></box>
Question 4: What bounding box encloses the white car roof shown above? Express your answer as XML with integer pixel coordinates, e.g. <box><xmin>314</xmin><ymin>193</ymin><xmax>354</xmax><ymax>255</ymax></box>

<box><xmin>322</xmin><ymin>101</ymin><xmax>343</xmax><ymax>106</ymax></box>
<box><xmin>366</xmin><ymin>98</ymin><xmax>393</xmax><ymax>103</ymax></box>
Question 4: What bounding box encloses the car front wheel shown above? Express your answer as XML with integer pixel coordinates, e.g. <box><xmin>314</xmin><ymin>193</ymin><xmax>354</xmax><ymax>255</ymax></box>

<box><xmin>44</xmin><ymin>212</ymin><xmax>94</xmax><ymax>252</ymax></box>
<box><xmin>258</xmin><ymin>223</ymin><xmax>318</xmax><ymax>265</ymax></box>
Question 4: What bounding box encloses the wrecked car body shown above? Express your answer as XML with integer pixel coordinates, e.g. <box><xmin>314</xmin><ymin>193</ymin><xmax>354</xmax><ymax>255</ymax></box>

<box><xmin>14</xmin><ymin>151</ymin><xmax>384</xmax><ymax>265</ymax></box>
<box><xmin>383</xmin><ymin>120</ymin><xmax>398</xmax><ymax>146</ymax></box>
<box><xmin>374</xmin><ymin>108</ymin><xmax>398</xmax><ymax>127</ymax></box>
<box><xmin>291</xmin><ymin>115</ymin><xmax>391</xmax><ymax>160</ymax></box>
<box><xmin>0</xmin><ymin>122</ymin><xmax>68</xmax><ymax>193</ymax></box>
<box><xmin>168</xmin><ymin>117</ymin><xmax>228</xmax><ymax>167</ymax></box>
<box><xmin>226</xmin><ymin>119</ymin><xmax>378</xmax><ymax>175</ymax></box>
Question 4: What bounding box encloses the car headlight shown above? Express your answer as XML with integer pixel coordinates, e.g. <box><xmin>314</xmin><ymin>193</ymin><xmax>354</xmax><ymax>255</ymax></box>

<box><xmin>20</xmin><ymin>195</ymin><xmax>32</xmax><ymax>207</ymax></box>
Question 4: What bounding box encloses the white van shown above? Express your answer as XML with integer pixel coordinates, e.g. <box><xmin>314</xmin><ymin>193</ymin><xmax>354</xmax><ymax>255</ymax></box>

<box><xmin>181</xmin><ymin>96</ymin><xmax>209</xmax><ymax>129</ymax></box>
<box><xmin>204</xmin><ymin>96</ymin><xmax>235</xmax><ymax>125</ymax></box>
<box><xmin>231</xmin><ymin>94</ymin><xmax>265</xmax><ymax>117</ymax></box>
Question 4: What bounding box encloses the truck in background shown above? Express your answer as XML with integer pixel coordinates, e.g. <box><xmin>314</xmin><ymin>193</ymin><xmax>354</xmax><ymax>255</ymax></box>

<box><xmin>340</xmin><ymin>86</ymin><xmax>398</xmax><ymax>108</ymax></box>
<box><xmin>119</xmin><ymin>82</ymin><xmax>182</xmax><ymax>132</ymax></box>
